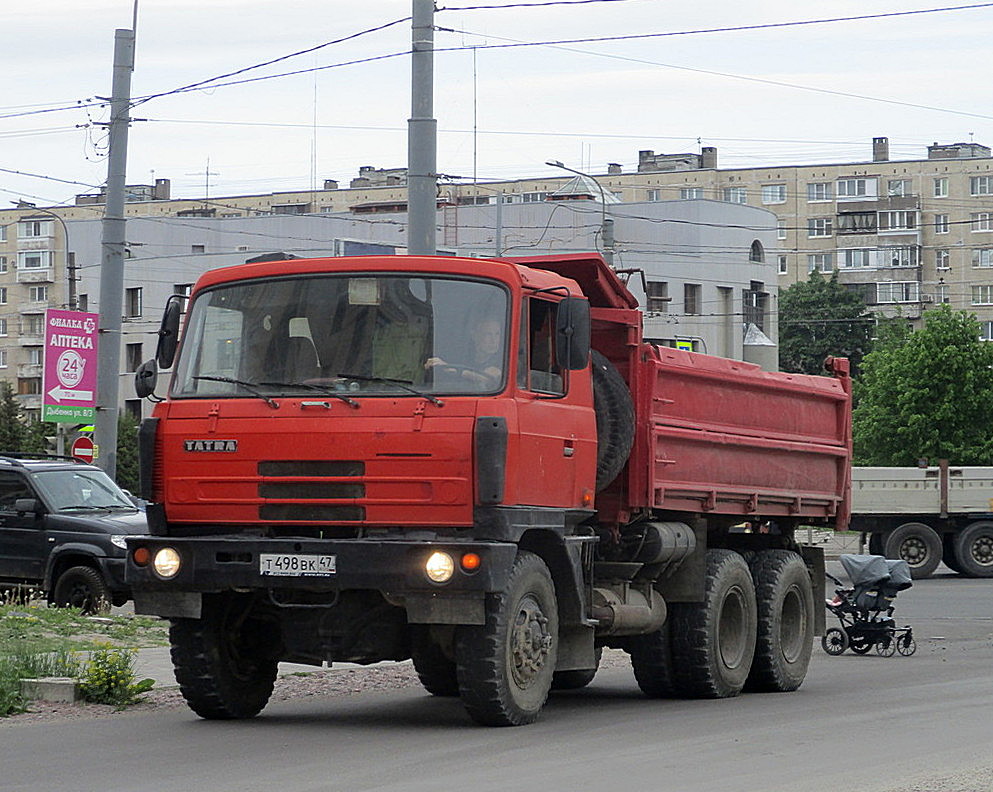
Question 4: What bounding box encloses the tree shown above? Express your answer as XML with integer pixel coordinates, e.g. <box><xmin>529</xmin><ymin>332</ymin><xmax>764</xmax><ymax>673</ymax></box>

<box><xmin>779</xmin><ymin>271</ymin><xmax>876</xmax><ymax>376</ymax></box>
<box><xmin>23</xmin><ymin>421</ymin><xmax>56</xmax><ymax>455</ymax></box>
<box><xmin>853</xmin><ymin>305</ymin><xmax>993</xmax><ymax>466</ymax></box>
<box><xmin>0</xmin><ymin>381</ymin><xmax>28</xmax><ymax>452</ymax></box>
<box><xmin>115</xmin><ymin>413</ymin><xmax>140</xmax><ymax>494</ymax></box>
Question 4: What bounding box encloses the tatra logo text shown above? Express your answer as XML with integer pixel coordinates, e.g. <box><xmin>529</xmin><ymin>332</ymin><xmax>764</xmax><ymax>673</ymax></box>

<box><xmin>184</xmin><ymin>439</ymin><xmax>238</xmax><ymax>452</ymax></box>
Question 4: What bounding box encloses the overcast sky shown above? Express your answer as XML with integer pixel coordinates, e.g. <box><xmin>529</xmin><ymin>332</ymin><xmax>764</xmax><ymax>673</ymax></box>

<box><xmin>3</xmin><ymin>0</ymin><xmax>993</xmax><ymax>206</ymax></box>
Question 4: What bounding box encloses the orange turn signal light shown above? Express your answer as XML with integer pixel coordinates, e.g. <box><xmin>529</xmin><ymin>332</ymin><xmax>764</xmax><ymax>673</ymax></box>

<box><xmin>461</xmin><ymin>552</ymin><xmax>481</xmax><ymax>572</ymax></box>
<box><xmin>582</xmin><ymin>489</ymin><xmax>594</xmax><ymax>508</ymax></box>
<box><xmin>132</xmin><ymin>546</ymin><xmax>151</xmax><ymax>567</ymax></box>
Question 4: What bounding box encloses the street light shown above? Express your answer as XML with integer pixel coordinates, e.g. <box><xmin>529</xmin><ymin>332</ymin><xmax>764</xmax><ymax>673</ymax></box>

<box><xmin>11</xmin><ymin>200</ymin><xmax>77</xmax><ymax>309</ymax></box>
<box><xmin>545</xmin><ymin>160</ymin><xmax>614</xmax><ymax>266</ymax></box>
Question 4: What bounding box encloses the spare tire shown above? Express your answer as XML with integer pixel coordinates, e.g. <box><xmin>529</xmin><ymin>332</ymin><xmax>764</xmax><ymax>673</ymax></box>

<box><xmin>591</xmin><ymin>350</ymin><xmax>634</xmax><ymax>491</ymax></box>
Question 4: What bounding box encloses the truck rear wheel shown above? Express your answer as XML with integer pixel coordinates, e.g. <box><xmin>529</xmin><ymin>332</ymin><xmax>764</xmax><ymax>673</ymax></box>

<box><xmin>884</xmin><ymin>522</ymin><xmax>942</xmax><ymax>579</ymax></box>
<box><xmin>410</xmin><ymin>625</ymin><xmax>460</xmax><ymax>697</ymax></box>
<box><xmin>953</xmin><ymin>521</ymin><xmax>993</xmax><ymax>578</ymax></box>
<box><xmin>628</xmin><ymin>620</ymin><xmax>682</xmax><ymax>698</ymax></box>
<box><xmin>455</xmin><ymin>551</ymin><xmax>558</xmax><ymax>726</ymax></box>
<box><xmin>746</xmin><ymin>550</ymin><xmax>813</xmax><ymax>693</ymax></box>
<box><xmin>170</xmin><ymin>593</ymin><xmax>280</xmax><ymax>719</ymax></box>
<box><xmin>669</xmin><ymin>549</ymin><xmax>757</xmax><ymax>699</ymax></box>
<box><xmin>591</xmin><ymin>351</ymin><xmax>634</xmax><ymax>491</ymax></box>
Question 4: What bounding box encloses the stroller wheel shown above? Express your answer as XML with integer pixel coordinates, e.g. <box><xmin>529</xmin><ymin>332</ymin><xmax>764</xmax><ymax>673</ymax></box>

<box><xmin>876</xmin><ymin>635</ymin><xmax>896</xmax><ymax>657</ymax></box>
<box><xmin>850</xmin><ymin>639</ymin><xmax>873</xmax><ymax>655</ymax></box>
<box><xmin>822</xmin><ymin>627</ymin><xmax>849</xmax><ymax>656</ymax></box>
<box><xmin>897</xmin><ymin>634</ymin><xmax>917</xmax><ymax>657</ymax></box>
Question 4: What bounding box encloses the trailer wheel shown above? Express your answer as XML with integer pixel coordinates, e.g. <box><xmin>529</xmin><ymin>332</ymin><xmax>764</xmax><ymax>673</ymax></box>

<box><xmin>591</xmin><ymin>351</ymin><xmax>634</xmax><ymax>491</ymax></box>
<box><xmin>953</xmin><ymin>521</ymin><xmax>993</xmax><ymax>578</ymax></box>
<box><xmin>867</xmin><ymin>532</ymin><xmax>884</xmax><ymax>556</ymax></box>
<box><xmin>455</xmin><ymin>551</ymin><xmax>558</xmax><ymax>726</ymax></box>
<box><xmin>669</xmin><ymin>549</ymin><xmax>757</xmax><ymax>698</ymax></box>
<box><xmin>628</xmin><ymin>620</ymin><xmax>682</xmax><ymax>698</ymax></box>
<box><xmin>745</xmin><ymin>550</ymin><xmax>814</xmax><ymax>693</ymax></box>
<box><xmin>410</xmin><ymin>625</ymin><xmax>460</xmax><ymax>697</ymax></box>
<box><xmin>884</xmin><ymin>522</ymin><xmax>942</xmax><ymax>579</ymax></box>
<box><xmin>551</xmin><ymin>647</ymin><xmax>602</xmax><ymax>691</ymax></box>
<box><xmin>170</xmin><ymin>593</ymin><xmax>280</xmax><ymax>719</ymax></box>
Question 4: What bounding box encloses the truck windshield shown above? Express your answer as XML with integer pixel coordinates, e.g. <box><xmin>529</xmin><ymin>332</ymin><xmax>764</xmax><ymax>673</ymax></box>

<box><xmin>33</xmin><ymin>468</ymin><xmax>136</xmax><ymax>512</ymax></box>
<box><xmin>171</xmin><ymin>274</ymin><xmax>509</xmax><ymax>398</ymax></box>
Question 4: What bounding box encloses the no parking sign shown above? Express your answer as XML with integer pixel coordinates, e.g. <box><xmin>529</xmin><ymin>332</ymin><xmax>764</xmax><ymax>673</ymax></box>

<box><xmin>42</xmin><ymin>308</ymin><xmax>100</xmax><ymax>423</ymax></box>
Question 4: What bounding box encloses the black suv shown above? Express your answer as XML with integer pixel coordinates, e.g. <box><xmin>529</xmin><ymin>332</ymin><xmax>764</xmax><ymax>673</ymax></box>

<box><xmin>0</xmin><ymin>455</ymin><xmax>148</xmax><ymax>614</ymax></box>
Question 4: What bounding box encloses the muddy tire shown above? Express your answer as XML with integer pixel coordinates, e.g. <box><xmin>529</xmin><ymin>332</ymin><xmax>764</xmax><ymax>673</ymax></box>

<box><xmin>591</xmin><ymin>350</ymin><xmax>634</xmax><ymax>491</ymax></box>
<box><xmin>745</xmin><ymin>550</ymin><xmax>814</xmax><ymax>692</ymax></box>
<box><xmin>669</xmin><ymin>549</ymin><xmax>757</xmax><ymax>698</ymax></box>
<box><xmin>884</xmin><ymin>522</ymin><xmax>942</xmax><ymax>579</ymax></box>
<box><xmin>170</xmin><ymin>593</ymin><xmax>280</xmax><ymax>719</ymax></box>
<box><xmin>551</xmin><ymin>647</ymin><xmax>602</xmax><ymax>691</ymax></box>
<box><xmin>628</xmin><ymin>620</ymin><xmax>682</xmax><ymax>698</ymax></box>
<box><xmin>455</xmin><ymin>551</ymin><xmax>558</xmax><ymax>726</ymax></box>
<box><xmin>52</xmin><ymin>565</ymin><xmax>111</xmax><ymax>615</ymax></box>
<box><xmin>953</xmin><ymin>521</ymin><xmax>993</xmax><ymax>578</ymax></box>
<box><xmin>410</xmin><ymin>625</ymin><xmax>460</xmax><ymax>697</ymax></box>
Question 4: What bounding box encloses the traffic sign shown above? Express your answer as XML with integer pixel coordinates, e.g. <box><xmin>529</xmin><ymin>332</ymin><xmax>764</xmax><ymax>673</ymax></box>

<box><xmin>71</xmin><ymin>436</ymin><xmax>95</xmax><ymax>464</ymax></box>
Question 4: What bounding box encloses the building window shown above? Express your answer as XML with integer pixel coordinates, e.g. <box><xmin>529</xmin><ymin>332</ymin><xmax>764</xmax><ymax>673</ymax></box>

<box><xmin>971</xmin><ymin>212</ymin><xmax>993</xmax><ymax>232</ymax></box>
<box><xmin>0</xmin><ymin>256</ymin><xmax>6</xmax><ymax>274</ymax></box>
<box><xmin>646</xmin><ymin>189</ymin><xmax>662</xmax><ymax>202</ymax></box>
<box><xmin>125</xmin><ymin>399</ymin><xmax>143</xmax><ymax>421</ymax></box>
<box><xmin>191</xmin><ymin>244</ymin><xmax>206</xmax><ymax>254</ymax></box>
<box><xmin>28</xmin><ymin>285</ymin><xmax>48</xmax><ymax>302</ymax></box>
<box><xmin>970</xmin><ymin>176</ymin><xmax>993</xmax><ymax>196</ymax></box>
<box><xmin>973</xmin><ymin>249</ymin><xmax>993</xmax><ymax>268</ymax></box>
<box><xmin>837</xmin><ymin>211</ymin><xmax>877</xmax><ymax>234</ymax></box>
<box><xmin>807</xmin><ymin>253</ymin><xmax>834</xmax><ymax>273</ymax></box>
<box><xmin>749</xmin><ymin>240</ymin><xmax>765</xmax><ymax>263</ymax></box>
<box><xmin>837</xmin><ymin>178</ymin><xmax>874</xmax><ymax>199</ymax></box>
<box><xmin>126</xmin><ymin>343</ymin><xmax>143</xmax><ymax>373</ymax></box>
<box><xmin>778</xmin><ymin>255</ymin><xmax>788</xmax><ymax>275</ymax></box>
<box><xmin>743</xmin><ymin>282</ymin><xmax>767</xmax><ymax>331</ymax></box>
<box><xmin>24</xmin><ymin>316</ymin><xmax>43</xmax><ymax>335</ymax></box>
<box><xmin>935</xmin><ymin>249</ymin><xmax>950</xmax><ymax>270</ymax></box>
<box><xmin>0</xmin><ymin>318</ymin><xmax>6</xmax><ymax>336</ymax></box>
<box><xmin>761</xmin><ymin>184</ymin><xmax>786</xmax><ymax>204</ymax></box>
<box><xmin>125</xmin><ymin>287</ymin><xmax>142</xmax><ymax>318</ymax></box>
<box><xmin>680</xmin><ymin>187</ymin><xmax>703</xmax><ymax>200</ymax></box>
<box><xmin>935</xmin><ymin>214</ymin><xmax>949</xmax><ymax>234</ymax></box>
<box><xmin>937</xmin><ymin>283</ymin><xmax>950</xmax><ymax>304</ymax></box>
<box><xmin>972</xmin><ymin>285</ymin><xmax>993</xmax><ymax>305</ymax></box>
<box><xmin>981</xmin><ymin>321</ymin><xmax>993</xmax><ymax>341</ymax></box>
<box><xmin>0</xmin><ymin>225</ymin><xmax>5</xmax><ymax>242</ymax></box>
<box><xmin>18</xmin><ymin>378</ymin><xmax>41</xmax><ymax>395</ymax></box>
<box><xmin>17</xmin><ymin>219</ymin><xmax>52</xmax><ymax>238</ymax></box>
<box><xmin>882</xmin><ymin>246</ymin><xmax>919</xmax><ymax>268</ymax></box>
<box><xmin>877</xmin><ymin>281</ymin><xmax>919</xmax><ymax>303</ymax></box>
<box><xmin>271</xmin><ymin>203</ymin><xmax>311</xmax><ymax>215</ymax></box>
<box><xmin>17</xmin><ymin>251</ymin><xmax>52</xmax><ymax>270</ymax></box>
<box><xmin>845</xmin><ymin>282</ymin><xmax>877</xmax><ymax>304</ymax></box>
<box><xmin>683</xmin><ymin>283</ymin><xmax>701</xmax><ymax>315</ymax></box>
<box><xmin>27</xmin><ymin>347</ymin><xmax>42</xmax><ymax>365</ymax></box>
<box><xmin>0</xmin><ymin>349</ymin><xmax>5</xmax><ymax>368</ymax></box>
<box><xmin>0</xmin><ymin>287</ymin><xmax>6</xmax><ymax>305</ymax></box>
<box><xmin>776</xmin><ymin>220</ymin><xmax>787</xmax><ymax>240</ymax></box>
<box><xmin>78</xmin><ymin>294</ymin><xmax>88</xmax><ymax>312</ymax></box>
<box><xmin>645</xmin><ymin>281</ymin><xmax>669</xmax><ymax>313</ymax></box>
<box><xmin>887</xmin><ymin>179</ymin><xmax>911</xmax><ymax>197</ymax></box>
<box><xmin>933</xmin><ymin>177</ymin><xmax>949</xmax><ymax>198</ymax></box>
<box><xmin>840</xmin><ymin>249</ymin><xmax>873</xmax><ymax>269</ymax></box>
<box><xmin>522</xmin><ymin>192</ymin><xmax>549</xmax><ymax>203</ymax></box>
<box><xmin>807</xmin><ymin>218</ymin><xmax>833</xmax><ymax>238</ymax></box>
<box><xmin>807</xmin><ymin>182</ymin><xmax>833</xmax><ymax>201</ymax></box>
<box><xmin>722</xmin><ymin>187</ymin><xmax>747</xmax><ymax>204</ymax></box>
<box><xmin>878</xmin><ymin>211</ymin><xmax>917</xmax><ymax>232</ymax></box>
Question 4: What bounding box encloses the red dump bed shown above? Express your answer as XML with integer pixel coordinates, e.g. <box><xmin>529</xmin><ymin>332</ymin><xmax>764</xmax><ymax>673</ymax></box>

<box><xmin>628</xmin><ymin>346</ymin><xmax>852</xmax><ymax>528</ymax></box>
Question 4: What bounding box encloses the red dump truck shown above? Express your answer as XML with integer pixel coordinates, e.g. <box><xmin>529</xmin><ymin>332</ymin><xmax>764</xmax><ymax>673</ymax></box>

<box><xmin>127</xmin><ymin>252</ymin><xmax>852</xmax><ymax>726</ymax></box>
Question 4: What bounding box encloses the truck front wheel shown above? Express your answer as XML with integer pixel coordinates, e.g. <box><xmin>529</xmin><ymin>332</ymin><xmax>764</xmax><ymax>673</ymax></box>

<box><xmin>455</xmin><ymin>551</ymin><xmax>558</xmax><ymax>726</ymax></box>
<box><xmin>170</xmin><ymin>593</ymin><xmax>280</xmax><ymax>719</ymax></box>
<box><xmin>884</xmin><ymin>522</ymin><xmax>942</xmax><ymax>579</ymax></box>
<box><xmin>954</xmin><ymin>521</ymin><xmax>993</xmax><ymax>578</ymax></box>
<box><xmin>746</xmin><ymin>550</ymin><xmax>813</xmax><ymax>693</ymax></box>
<box><xmin>669</xmin><ymin>549</ymin><xmax>757</xmax><ymax>698</ymax></box>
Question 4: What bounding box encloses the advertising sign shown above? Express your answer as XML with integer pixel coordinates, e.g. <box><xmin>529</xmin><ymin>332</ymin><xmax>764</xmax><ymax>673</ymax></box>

<box><xmin>42</xmin><ymin>308</ymin><xmax>100</xmax><ymax>423</ymax></box>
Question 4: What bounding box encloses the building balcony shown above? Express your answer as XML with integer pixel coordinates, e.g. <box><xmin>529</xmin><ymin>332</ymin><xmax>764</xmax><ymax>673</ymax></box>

<box><xmin>15</xmin><ymin>394</ymin><xmax>41</xmax><ymax>411</ymax></box>
<box><xmin>16</xmin><ymin>268</ymin><xmax>54</xmax><ymax>283</ymax></box>
<box><xmin>18</xmin><ymin>334</ymin><xmax>44</xmax><ymax>346</ymax></box>
<box><xmin>17</xmin><ymin>363</ymin><xmax>42</xmax><ymax>378</ymax></box>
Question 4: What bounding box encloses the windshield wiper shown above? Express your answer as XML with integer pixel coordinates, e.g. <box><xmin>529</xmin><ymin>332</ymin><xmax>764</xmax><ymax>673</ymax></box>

<box><xmin>338</xmin><ymin>373</ymin><xmax>444</xmax><ymax>406</ymax></box>
<box><xmin>258</xmin><ymin>380</ymin><xmax>360</xmax><ymax>409</ymax></box>
<box><xmin>193</xmin><ymin>375</ymin><xmax>279</xmax><ymax>409</ymax></box>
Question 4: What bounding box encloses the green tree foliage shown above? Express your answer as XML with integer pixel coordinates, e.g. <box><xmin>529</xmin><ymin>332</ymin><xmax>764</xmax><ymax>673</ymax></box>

<box><xmin>0</xmin><ymin>381</ymin><xmax>27</xmax><ymax>452</ymax></box>
<box><xmin>853</xmin><ymin>305</ymin><xmax>993</xmax><ymax>465</ymax></box>
<box><xmin>23</xmin><ymin>421</ymin><xmax>56</xmax><ymax>455</ymax></box>
<box><xmin>779</xmin><ymin>271</ymin><xmax>876</xmax><ymax>376</ymax></box>
<box><xmin>115</xmin><ymin>413</ymin><xmax>140</xmax><ymax>494</ymax></box>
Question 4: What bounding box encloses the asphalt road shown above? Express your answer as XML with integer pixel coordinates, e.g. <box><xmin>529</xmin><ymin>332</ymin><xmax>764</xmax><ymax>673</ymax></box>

<box><xmin>3</xmin><ymin>565</ymin><xmax>991</xmax><ymax>792</ymax></box>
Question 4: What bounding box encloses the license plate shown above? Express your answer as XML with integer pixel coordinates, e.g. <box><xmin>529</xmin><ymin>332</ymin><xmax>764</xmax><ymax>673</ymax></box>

<box><xmin>259</xmin><ymin>553</ymin><xmax>336</xmax><ymax>577</ymax></box>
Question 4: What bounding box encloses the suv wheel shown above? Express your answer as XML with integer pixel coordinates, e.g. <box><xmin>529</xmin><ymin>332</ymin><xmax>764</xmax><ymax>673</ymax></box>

<box><xmin>52</xmin><ymin>565</ymin><xmax>112</xmax><ymax>615</ymax></box>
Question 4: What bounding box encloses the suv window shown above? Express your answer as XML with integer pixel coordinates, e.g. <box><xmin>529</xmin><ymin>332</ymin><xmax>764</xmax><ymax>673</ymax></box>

<box><xmin>0</xmin><ymin>471</ymin><xmax>33</xmax><ymax>511</ymax></box>
<box><xmin>32</xmin><ymin>469</ymin><xmax>135</xmax><ymax>512</ymax></box>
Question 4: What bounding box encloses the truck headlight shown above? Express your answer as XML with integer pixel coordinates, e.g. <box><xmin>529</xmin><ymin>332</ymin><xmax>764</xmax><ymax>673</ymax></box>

<box><xmin>153</xmin><ymin>547</ymin><xmax>182</xmax><ymax>579</ymax></box>
<box><xmin>425</xmin><ymin>551</ymin><xmax>455</xmax><ymax>583</ymax></box>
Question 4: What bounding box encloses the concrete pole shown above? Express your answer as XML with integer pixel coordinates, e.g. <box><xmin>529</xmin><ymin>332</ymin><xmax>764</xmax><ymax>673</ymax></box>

<box><xmin>407</xmin><ymin>0</ymin><xmax>437</xmax><ymax>255</ymax></box>
<box><xmin>94</xmin><ymin>28</ymin><xmax>135</xmax><ymax>479</ymax></box>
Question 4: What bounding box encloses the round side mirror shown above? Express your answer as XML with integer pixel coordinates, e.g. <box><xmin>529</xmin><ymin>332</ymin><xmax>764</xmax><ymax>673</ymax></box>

<box><xmin>134</xmin><ymin>359</ymin><xmax>159</xmax><ymax>399</ymax></box>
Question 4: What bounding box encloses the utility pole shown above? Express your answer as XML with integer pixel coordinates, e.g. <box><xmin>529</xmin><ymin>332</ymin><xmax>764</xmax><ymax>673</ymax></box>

<box><xmin>94</xmin><ymin>27</ymin><xmax>135</xmax><ymax>479</ymax></box>
<box><xmin>408</xmin><ymin>0</ymin><xmax>437</xmax><ymax>255</ymax></box>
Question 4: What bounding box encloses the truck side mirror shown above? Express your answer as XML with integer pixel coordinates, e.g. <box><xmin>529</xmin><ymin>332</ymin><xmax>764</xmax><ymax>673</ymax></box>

<box><xmin>135</xmin><ymin>359</ymin><xmax>159</xmax><ymax>399</ymax></box>
<box><xmin>14</xmin><ymin>498</ymin><xmax>42</xmax><ymax>516</ymax></box>
<box><xmin>556</xmin><ymin>297</ymin><xmax>591</xmax><ymax>371</ymax></box>
<box><xmin>156</xmin><ymin>296</ymin><xmax>183</xmax><ymax>369</ymax></box>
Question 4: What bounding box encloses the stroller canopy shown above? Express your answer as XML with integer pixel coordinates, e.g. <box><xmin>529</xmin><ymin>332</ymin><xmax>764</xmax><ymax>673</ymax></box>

<box><xmin>839</xmin><ymin>554</ymin><xmax>913</xmax><ymax>591</ymax></box>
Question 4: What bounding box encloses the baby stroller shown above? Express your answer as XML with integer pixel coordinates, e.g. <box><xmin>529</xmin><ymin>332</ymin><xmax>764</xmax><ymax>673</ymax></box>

<box><xmin>822</xmin><ymin>554</ymin><xmax>916</xmax><ymax>657</ymax></box>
